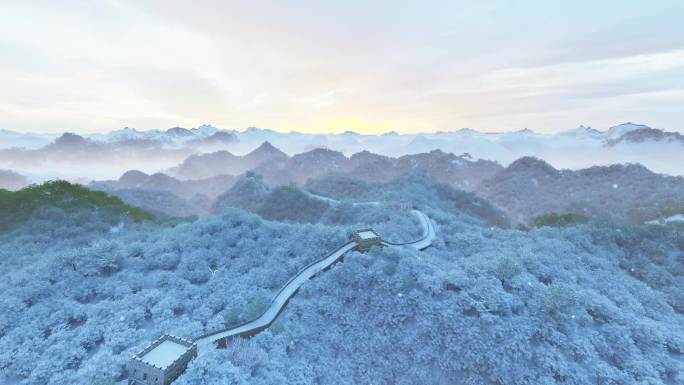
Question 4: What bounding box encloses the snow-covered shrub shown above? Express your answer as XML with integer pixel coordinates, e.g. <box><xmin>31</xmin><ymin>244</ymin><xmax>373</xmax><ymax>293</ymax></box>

<box><xmin>225</xmin><ymin>338</ymin><xmax>267</xmax><ymax>374</ymax></box>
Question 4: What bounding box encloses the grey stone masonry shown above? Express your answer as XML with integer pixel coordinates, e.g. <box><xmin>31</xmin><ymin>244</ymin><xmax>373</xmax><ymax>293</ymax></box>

<box><xmin>351</xmin><ymin>228</ymin><xmax>382</xmax><ymax>252</ymax></box>
<box><xmin>128</xmin><ymin>334</ymin><xmax>197</xmax><ymax>385</ymax></box>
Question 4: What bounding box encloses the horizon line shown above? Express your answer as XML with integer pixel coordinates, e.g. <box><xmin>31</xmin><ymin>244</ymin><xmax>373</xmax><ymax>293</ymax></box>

<box><xmin>0</xmin><ymin>121</ymin><xmax>657</xmax><ymax>137</ymax></box>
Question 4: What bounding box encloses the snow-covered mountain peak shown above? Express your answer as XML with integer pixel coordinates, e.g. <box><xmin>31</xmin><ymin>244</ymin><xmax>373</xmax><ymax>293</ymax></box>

<box><xmin>103</xmin><ymin>126</ymin><xmax>144</xmax><ymax>141</ymax></box>
<box><xmin>505</xmin><ymin>156</ymin><xmax>557</xmax><ymax>175</ymax></box>
<box><xmin>247</xmin><ymin>141</ymin><xmax>288</xmax><ymax>160</ymax></box>
<box><xmin>254</xmin><ymin>140</ymin><xmax>277</xmax><ymax>151</ymax></box>
<box><xmin>605</xmin><ymin>122</ymin><xmax>651</xmax><ymax>139</ymax></box>
<box><xmin>191</xmin><ymin>124</ymin><xmax>220</xmax><ymax>136</ymax></box>
<box><xmin>165</xmin><ymin>127</ymin><xmax>195</xmax><ymax>137</ymax></box>
<box><xmin>560</xmin><ymin>125</ymin><xmax>603</xmax><ymax>137</ymax></box>
<box><xmin>449</xmin><ymin>128</ymin><xmax>481</xmax><ymax>137</ymax></box>
<box><xmin>513</xmin><ymin>128</ymin><xmax>536</xmax><ymax>135</ymax></box>
<box><xmin>243</xmin><ymin>126</ymin><xmax>278</xmax><ymax>134</ymax></box>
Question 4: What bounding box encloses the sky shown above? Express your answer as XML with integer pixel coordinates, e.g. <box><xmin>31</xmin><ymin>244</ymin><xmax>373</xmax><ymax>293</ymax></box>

<box><xmin>1</xmin><ymin>0</ymin><xmax>683</xmax><ymax>134</ymax></box>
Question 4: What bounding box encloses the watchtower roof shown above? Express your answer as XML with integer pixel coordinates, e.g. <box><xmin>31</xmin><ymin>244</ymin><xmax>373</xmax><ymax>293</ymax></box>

<box><xmin>140</xmin><ymin>339</ymin><xmax>189</xmax><ymax>369</ymax></box>
<box><xmin>356</xmin><ymin>230</ymin><xmax>378</xmax><ymax>240</ymax></box>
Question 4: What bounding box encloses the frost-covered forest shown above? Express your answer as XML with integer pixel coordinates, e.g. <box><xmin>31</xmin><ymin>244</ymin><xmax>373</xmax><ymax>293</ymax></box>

<box><xmin>184</xmin><ymin>218</ymin><xmax>684</xmax><ymax>385</ymax></box>
<box><xmin>0</xmin><ymin>173</ymin><xmax>682</xmax><ymax>385</ymax></box>
<box><xmin>3</xmin><ymin>2</ymin><xmax>684</xmax><ymax>383</ymax></box>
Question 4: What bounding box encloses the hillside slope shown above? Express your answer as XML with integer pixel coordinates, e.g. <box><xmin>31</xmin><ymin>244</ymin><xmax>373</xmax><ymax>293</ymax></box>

<box><xmin>476</xmin><ymin>157</ymin><xmax>684</xmax><ymax>224</ymax></box>
<box><xmin>211</xmin><ymin>174</ymin><xmax>424</xmax><ymax>241</ymax></box>
<box><xmin>185</xmin><ymin>220</ymin><xmax>683</xmax><ymax>385</ymax></box>
<box><xmin>0</xmin><ymin>181</ymin><xmax>153</xmax><ymax>232</ymax></box>
<box><xmin>1</xmin><ymin>179</ymin><xmax>682</xmax><ymax>385</ymax></box>
<box><xmin>90</xmin><ymin>171</ymin><xmax>236</xmax><ymax>217</ymax></box>
<box><xmin>305</xmin><ymin>172</ymin><xmax>511</xmax><ymax>228</ymax></box>
<box><xmin>0</xmin><ymin>169</ymin><xmax>28</xmax><ymax>191</ymax></box>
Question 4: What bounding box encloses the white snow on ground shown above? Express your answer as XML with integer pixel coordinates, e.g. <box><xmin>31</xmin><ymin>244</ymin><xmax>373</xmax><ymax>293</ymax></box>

<box><xmin>357</xmin><ymin>230</ymin><xmax>378</xmax><ymax>240</ymax></box>
<box><xmin>663</xmin><ymin>214</ymin><xmax>684</xmax><ymax>222</ymax></box>
<box><xmin>646</xmin><ymin>214</ymin><xmax>684</xmax><ymax>225</ymax></box>
<box><xmin>141</xmin><ymin>340</ymin><xmax>189</xmax><ymax>369</ymax></box>
<box><xmin>665</xmin><ymin>214</ymin><xmax>684</xmax><ymax>222</ymax></box>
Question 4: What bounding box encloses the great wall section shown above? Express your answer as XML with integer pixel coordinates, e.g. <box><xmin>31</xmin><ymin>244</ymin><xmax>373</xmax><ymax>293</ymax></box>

<box><xmin>127</xmin><ymin>194</ymin><xmax>436</xmax><ymax>385</ymax></box>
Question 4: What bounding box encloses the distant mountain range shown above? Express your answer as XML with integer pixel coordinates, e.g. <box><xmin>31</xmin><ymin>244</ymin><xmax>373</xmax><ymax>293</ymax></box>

<box><xmin>168</xmin><ymin>142</ymin><xmax>502</xmax><ymax>191</ymax></box>
<box><xmin>3</xmin><ymin>122</ymin><xmax>684</xmax><ymax>224</ymax></box>
<box><xmin>85</xmin><ymin>143</ymin><xmax>503</xmax><ymax>216</ymax></box>
<box><xmin>0</xmin><ymin>132</ymin><xmax>196</xmax><ymax>181</ymax></box>
<box><xmin>80</xmin><ymin>138</ymin><xmax>684</xmax><ymax>225</ymax></box>
<box><xmin>1</xmin><ymin>122</ymin><xmax>683</xmax><ymax>180</ymax></box>
<box><xmin>3</xmin><ymin>122</ymin><xmax>678</xmax><ymax>150</ymax></box>
<box><xmin>606</xmin><ymin>126</ymin><xmax>684</xmax><ymax>147</ymax></box>
<box><xmin>90</xmin><ymin>124</ymin><xmax>238</xmax><ymax>150</ymax></box>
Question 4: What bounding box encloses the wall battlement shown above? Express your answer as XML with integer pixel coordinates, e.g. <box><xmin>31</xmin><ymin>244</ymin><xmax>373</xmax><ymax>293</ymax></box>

<box><xmin>128</xmin><ymin>335</ymin><xmax>197</xmax><ymax>385</ymax></box>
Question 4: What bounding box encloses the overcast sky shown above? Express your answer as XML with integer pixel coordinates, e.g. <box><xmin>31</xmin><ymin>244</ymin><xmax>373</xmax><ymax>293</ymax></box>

<box><xmin>1</xmin><ymin>0</ymin><xmax>683</xmax><ymax>134</ymax></box>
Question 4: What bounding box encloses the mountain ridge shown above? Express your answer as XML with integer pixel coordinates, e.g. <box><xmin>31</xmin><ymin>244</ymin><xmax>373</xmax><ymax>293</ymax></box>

<box><xmin>477</xmin><ymin>156</ymin><xmax>684</xmax><ymax>224</ymax></box>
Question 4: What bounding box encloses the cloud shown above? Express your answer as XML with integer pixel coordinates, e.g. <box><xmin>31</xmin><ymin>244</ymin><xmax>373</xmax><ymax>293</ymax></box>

<box><xmin>0</xmin><ymin>1</ymin><xmax>683</xmax><ymax>133</ymax></box>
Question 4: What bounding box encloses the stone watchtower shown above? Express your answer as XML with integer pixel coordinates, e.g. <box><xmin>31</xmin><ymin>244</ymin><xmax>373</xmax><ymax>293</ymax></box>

<box><xmin>351</xmin><ymin>228</ymin><xmax>382</xmax><ymax>252</ymax></box>
<box><xmin>128</xmin><ymin>335</ymin><xmax>197</xmax><ymax>385</ymax></box>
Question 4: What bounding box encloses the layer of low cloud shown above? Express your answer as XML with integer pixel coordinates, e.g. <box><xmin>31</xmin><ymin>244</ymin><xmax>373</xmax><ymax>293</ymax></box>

<box><xmin>1</xmin><ymin>0</ymin><xmax>683</xmax><ymax>134</ymax></box>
